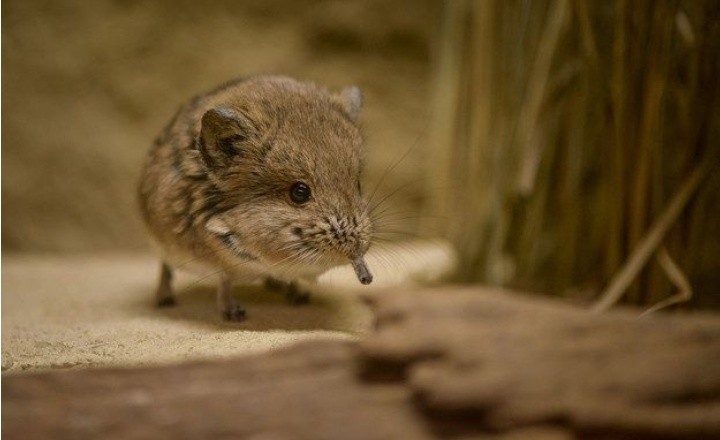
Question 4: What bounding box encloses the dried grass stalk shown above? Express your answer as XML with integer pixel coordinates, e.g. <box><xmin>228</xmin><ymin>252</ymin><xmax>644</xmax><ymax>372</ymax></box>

<box><xmin>427</xmin><ymin>0</ymin><xmax>720</xmax><ymax>308</ymax></box>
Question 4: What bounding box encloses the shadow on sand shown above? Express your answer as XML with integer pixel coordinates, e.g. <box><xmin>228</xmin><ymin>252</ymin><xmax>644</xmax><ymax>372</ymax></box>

<box><xmin>131</xmin><ymin>282</ymin><xmax>370</xmax><ymax>334</ymax></box>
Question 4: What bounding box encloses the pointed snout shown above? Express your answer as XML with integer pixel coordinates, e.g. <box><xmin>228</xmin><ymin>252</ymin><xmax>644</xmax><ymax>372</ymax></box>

<box><xmin>351</xmin><ymin>256</ymin><xmax>373</xmax><ymax>285</ymax></box>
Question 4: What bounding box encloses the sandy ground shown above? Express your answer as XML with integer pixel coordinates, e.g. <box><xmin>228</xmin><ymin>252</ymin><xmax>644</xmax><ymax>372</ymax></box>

<box><xmin>2</xmin><ymin>241</ymin><xmax>454</xmax><ymax>373</ymax></box>
<box><xmin>2</xmin><ymin>2</ymin><xmax>447</xmax><ymax>372</ymax></box>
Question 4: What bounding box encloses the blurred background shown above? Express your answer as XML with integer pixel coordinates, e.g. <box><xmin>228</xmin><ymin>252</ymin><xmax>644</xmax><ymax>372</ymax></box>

<box><xmin>3</xmin><ymin>0</ymin><xmax>720</xmax><ymax>310</ymax></box>
<box><xmin>427</xmin><ymin>0</ymin><xmax>720</xmax><ymax>310</ymax></box>
<box><xmin>2</xmin><ymin>0</ymin><xmax>437</xmax><ymax>251</ymax></box>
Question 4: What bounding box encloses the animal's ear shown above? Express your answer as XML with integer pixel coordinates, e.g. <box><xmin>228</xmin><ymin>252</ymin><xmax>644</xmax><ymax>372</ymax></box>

<box><xmin>335</xmin><ymin>86</ymin><xmax>363</xmax><ymax>121</ymax></box>
<box><xmin>199</xmin><ymin>107</ymin><xmax>254</xmax><ymax>169</ymax></box>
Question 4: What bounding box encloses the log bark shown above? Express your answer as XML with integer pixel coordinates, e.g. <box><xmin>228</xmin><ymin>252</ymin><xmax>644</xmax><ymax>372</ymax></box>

<box><xmin>4</xmin><ymin>287</ymin><xmax>719</xmax><ymax>439</ymax></box>
<box><xmin>361</xmin><ymin>287</ymin><xmax>720</xmax><ymax>439</ymax></box>
<box><xmin>3</xmin><ymin>342</ymin><xmax>436</xmax><ymax>440</ymax></box>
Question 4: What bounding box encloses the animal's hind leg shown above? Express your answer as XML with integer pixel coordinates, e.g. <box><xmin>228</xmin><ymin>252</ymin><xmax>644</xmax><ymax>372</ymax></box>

<box><xmin>218</xmin><ymin>273</ymin><xmax>246</xmax><ymax>321</ymax></box>
<box><xmin>264</xmin><ymin>277</ymin><xmax>310</xmax><ymax>306</ymax></box>
<box><xmin>264</xmin><ymin>276</ymin><xmax>287</xmax><ymax>291</ymax></box>
<box><xmin>155</xmin><ymin>262</ymin><xmax>176</xmax><ymax>307</ymax></box>
<box><xmin>286</xmin><ymin>282</ymin><xmax>311</xmax><ymax>306</ymax></box>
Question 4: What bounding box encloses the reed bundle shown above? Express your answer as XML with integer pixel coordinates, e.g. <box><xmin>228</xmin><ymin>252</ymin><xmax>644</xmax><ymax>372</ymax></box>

<box><xmin>427</xmin><ymin>0</ymin><xmax>720</xmax><ymax>309</ymax></box>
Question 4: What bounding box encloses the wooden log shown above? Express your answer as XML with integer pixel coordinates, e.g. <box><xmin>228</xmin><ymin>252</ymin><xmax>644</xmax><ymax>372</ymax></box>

<box><xmin>4</xmin><ymin>287</ymin><xmax>719</xmax><ymax>439</ymax></box>
<box><xmin>3</xmin><ymin>341</ymin><xmax>438</xmax><ymax>440</ymax></box>
<box><xmin>361</xmin><ymin>287</ymin><xmax>720</xmax><ymax>439</ymax></box>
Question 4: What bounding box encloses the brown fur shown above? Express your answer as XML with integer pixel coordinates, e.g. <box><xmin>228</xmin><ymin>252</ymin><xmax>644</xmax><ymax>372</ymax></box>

<box><xmin>138</xmin><ymin>75</ymin><xmax>372</xmax><ymax>320</ymax></box>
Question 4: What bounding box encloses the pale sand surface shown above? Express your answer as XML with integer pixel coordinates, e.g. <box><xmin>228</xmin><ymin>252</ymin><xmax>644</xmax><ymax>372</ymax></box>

<box><xmin>2</xmin><ymin>241</ymin><xmax>454</xmax><ymax>373</ymax></box>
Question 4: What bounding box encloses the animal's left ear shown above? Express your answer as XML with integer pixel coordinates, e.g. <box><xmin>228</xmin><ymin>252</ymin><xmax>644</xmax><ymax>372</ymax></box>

<box><xmin>335</xmin><ymin>86</ymin><xmax>363</xmax><ymax>121</ymax></box>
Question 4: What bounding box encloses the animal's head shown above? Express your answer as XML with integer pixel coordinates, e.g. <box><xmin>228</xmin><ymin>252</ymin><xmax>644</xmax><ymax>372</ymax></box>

<box><xmin>198</xmin><ymin>76</ymin><xmax>372</xmax><ymax>283</ymax></box>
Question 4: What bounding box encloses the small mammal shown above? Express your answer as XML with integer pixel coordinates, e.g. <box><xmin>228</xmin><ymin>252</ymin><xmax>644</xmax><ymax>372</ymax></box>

<box><xmin>138</xmin><ymin>75</ymin><xmax>373</xmax><ymax>321</ymax></box>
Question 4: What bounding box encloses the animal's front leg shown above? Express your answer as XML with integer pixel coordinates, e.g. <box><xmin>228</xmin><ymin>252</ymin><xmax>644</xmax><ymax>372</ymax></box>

<box><xmin>217</xmin><ymin>273</ymin><xmax>246</xmax><ymax>321</ymax></box>
<box><xmin>155</xmin><ymin>262</ymin><xmax>176</xmax><ymax>307</ymax></box>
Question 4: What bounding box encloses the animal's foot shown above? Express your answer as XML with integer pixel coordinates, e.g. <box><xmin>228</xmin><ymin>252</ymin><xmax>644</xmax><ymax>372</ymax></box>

<box><xmin>156</xmin><ymin>296</ymin><xmax>177</xmax><ymax>308</ymax></box>
<box><xmin>222</xmin><ymin>305</ymin><xmax>247</xmax><ymax>322</ymax></box>
<box><xmin>286</xmin><ymin>283</ymin><xmax>311</xmax><ymax>306</ymax></box>
<box><xmin>264</xmin><ymin>277</ymin><xmax>288</xmax><ymax>291</ymax></box>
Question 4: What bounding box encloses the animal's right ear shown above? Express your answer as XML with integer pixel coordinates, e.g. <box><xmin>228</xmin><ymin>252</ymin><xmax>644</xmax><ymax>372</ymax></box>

<box><xmin>334</xmin><ymin>86</ymin><xmax>363</xmax><ymax>121</ymax></box>
<box><xmin>199</xmin><ymin>107</ymin><xmax>254</xmax><ymax>169</ymax></box>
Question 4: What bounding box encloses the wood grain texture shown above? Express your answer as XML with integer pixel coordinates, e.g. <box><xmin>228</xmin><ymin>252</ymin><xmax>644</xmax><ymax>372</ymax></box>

<box><xmin>4</xmin><ymin>341</ymin><xmax>435</xmax><ymax>440</ymax></box>
<box><xmin>361</xmin><ymin>287</ymin><xmax>720</xmax><ymax>439</ymax></box>
<box><xmin>4</xmin><ymin>287</ymin><xmax>719</xmax><ymax>439</ymax></box>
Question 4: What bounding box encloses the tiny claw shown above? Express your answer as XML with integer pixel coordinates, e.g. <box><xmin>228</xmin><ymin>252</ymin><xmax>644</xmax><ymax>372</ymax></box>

<box><xmin>352</xmin><ymin>257</ymin><xmax>373</xmax><ymax>285</ymax></box>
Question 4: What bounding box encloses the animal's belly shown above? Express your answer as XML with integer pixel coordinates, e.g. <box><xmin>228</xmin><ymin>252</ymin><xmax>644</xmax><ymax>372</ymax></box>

<box><xmin>149</xmin><ymin>236</ymin><xmax>331</xmax><ymax>283</ymax></box>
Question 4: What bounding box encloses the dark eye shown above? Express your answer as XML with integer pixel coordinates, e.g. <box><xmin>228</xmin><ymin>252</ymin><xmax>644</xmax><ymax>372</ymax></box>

<box><xmin>289</xmin><ymin>182</ymin><xmax>311</xmax><ymax>204</ymax></box>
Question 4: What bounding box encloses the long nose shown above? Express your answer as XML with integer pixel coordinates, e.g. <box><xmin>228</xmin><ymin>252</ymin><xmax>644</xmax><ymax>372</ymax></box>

<box><xmin>327</xmin><ymin>215</ymin><xmax>372</xmax><ymax>284</ymax></box>
<box><xmin>352</xmin><ymin>256</ymin><xmax>373</xmax><ymax>285</ymax></box>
